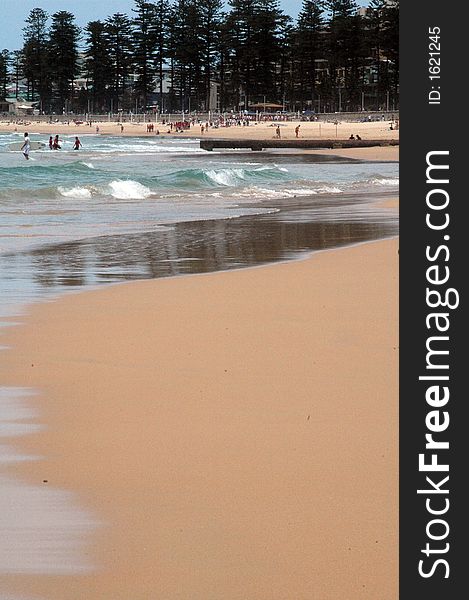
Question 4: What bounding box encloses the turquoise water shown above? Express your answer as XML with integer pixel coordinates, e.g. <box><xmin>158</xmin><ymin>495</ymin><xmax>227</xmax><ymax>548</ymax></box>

<box><xmin>0</xmin><ymin>131</ymin><xmax>399</xmax><ymax>315</ymax></box>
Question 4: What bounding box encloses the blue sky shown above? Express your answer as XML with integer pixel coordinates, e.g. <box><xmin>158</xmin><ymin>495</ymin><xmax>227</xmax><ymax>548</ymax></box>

<box><xmin>1</xmin><ymin>0</ymin><xmax>368</xmax><ymax>51</ymax></box>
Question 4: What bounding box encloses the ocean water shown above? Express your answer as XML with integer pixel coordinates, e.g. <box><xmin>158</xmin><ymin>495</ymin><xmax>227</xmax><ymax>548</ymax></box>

<box><xmin>0</xmin><ymin>131</ymin><xmax>398</xmax><ymax>318</ymax></box>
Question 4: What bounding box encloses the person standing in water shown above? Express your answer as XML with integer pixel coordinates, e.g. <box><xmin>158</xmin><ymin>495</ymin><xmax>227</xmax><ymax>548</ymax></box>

<box><xmin>53</xmin><ymin>134</ymin><xmax>61</xmax><ymax>150</ymax></box>
<box><xmin>49</xmin><ymin>136</ymin><xmax>53</xmax><ymax>150</ymax></box>
<box><xmin>21</xmin><ymin>132</ymin><xmax>31</xmax><ymax>160</ymax></box>
<box><xmin>73</xmin><ymin>136</ymin><xmax>82</xmax><ymax>150</ymax></box>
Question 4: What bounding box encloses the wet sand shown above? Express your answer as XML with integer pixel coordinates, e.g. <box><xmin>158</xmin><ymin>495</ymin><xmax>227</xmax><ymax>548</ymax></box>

<box><xmin>379</xmin><ymin>198</ymin><xmax>399</xmax><ymax>209</ymax></box>
<box><xmin>0</xmin><ymin>237</ymin><xmax>398</xmax><ymax>600</ymax></box>
<box><xmin>0</xmin><ymin>189</ymin><xmax>398</xmax><ymax>316</ymax></box>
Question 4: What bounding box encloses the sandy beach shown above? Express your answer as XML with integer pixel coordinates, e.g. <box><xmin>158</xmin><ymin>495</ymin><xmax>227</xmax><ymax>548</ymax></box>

<box><xmin>0</xmin><ymin>235</ymin><xmax>398</xmax><ymax>599</ymax></box>
<box><xmin>0</xmin><ymin>118</ymin><xmax>399</xmax><ymax>145</ymax></box>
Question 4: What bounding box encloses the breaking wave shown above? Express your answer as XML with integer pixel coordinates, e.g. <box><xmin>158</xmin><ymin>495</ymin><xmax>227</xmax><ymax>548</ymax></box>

<box><xmin>58</xmin><ymin>186</ymin><xmax>93</xmax><ymax>198</ymax></box>
<box><xmin>107</xmin><ymin>180</ymin><xmax>153</xmax><ymax>199</ymax></box>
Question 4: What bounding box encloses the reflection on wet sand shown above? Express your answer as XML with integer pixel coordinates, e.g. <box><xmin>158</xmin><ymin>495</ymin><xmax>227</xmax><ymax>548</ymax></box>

<box><xmin>0</xmin><ymin>191</ymin><xmax>398</xmax><ymax>313</ymax></box>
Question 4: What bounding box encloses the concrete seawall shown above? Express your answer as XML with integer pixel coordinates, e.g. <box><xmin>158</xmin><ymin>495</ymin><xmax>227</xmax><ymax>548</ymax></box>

<box><xmin>200</xmin><ymin>139</ymin><xmax>400</xmax><ymax>151</ymax></box>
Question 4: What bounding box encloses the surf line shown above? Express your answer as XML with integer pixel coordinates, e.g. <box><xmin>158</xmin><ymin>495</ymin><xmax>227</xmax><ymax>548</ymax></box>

<box><xmin>416</xmin><ymin>150</ymin><xmax>459</xmax><ymax>580</ymax></box>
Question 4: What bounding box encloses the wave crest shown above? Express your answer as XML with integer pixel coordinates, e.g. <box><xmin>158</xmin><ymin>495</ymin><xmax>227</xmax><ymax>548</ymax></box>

<box><xmin>58</xmin><ymin>186</ymin><xmax>93</xmax><ymax>198</ymax></box>
<box><xmin>157</xmin><ymin>165</ymin><xmax>288</xmax><ymax>188</ymax></box>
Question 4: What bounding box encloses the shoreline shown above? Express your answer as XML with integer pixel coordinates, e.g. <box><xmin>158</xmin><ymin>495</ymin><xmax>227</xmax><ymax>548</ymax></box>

<box><xmin>0</xmin><ymin>234</ymin><xmax>398</xmax><ymax>599</ymax></box>
<box><xmin>0</xmin><ymin>191</ymin><xmax>398</xmax><ymax>321</ymax></box>
<box><xmin>1</xmin><ymin>125</ymin><xmax>399</xmax><ymax>163</ymax></box>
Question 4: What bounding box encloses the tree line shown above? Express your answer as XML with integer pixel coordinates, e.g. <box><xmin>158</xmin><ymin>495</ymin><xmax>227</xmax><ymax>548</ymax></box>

<box><xmin>0</xmin><ymin>0</ymin><xmax>399</xmax><ymax>114</ymax></box>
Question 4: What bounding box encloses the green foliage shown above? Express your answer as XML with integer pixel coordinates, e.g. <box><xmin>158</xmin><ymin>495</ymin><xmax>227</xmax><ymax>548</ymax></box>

<box><xmin>48</xmin><ymin>11</ymin><xmax>80</xmax><ymax>112</ymax></box>
<box><xmin>10</xmin><ymin>0</ymin><xmax>399</xmax><ymax>114</ymax></box>
<box><xmin>104</xmin><ymin>13</ymin><xmax>134</xmax><ymax>108</ymax></box>
<box><xmin>293</xmin><ymin>1</ymin><xmax>324</xmax><ymax>109</ymax></box>
<box><xmin>132</xmin><ymin>1</ymin><xmax>158</xmax><ymax>108</ymax></box>
<box><xmin>223</xmin><ymin>0</ymin><xmax>288</xmax><ymax>109</ymax></box>
<box><xmin>22</xmin><ymin>8</ymin><xmax>50</xmax><ymax>107</ymax></box>
<box><xmin>84</xmin><ymin>21</ymin><xmax>112</xmax><ymax>111</ymax></box>
<box><xmin>0</xmin><ymin>50</ymin><xmax>9</xmax><ymax>101</ymax></box>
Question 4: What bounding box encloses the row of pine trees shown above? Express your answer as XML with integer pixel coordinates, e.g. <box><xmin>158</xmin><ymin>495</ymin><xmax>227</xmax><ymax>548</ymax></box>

<box><xmin>0</xmin><ymin>0</ymin><xmax>399</xmax><ymax>114</ymax></box>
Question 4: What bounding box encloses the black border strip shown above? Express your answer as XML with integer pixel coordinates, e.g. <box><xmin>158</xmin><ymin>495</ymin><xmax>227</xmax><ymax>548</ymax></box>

<box><xmin>400</xmin><ymin>1</ymin><xmax>466</xmax><ymax>597</ymax></box>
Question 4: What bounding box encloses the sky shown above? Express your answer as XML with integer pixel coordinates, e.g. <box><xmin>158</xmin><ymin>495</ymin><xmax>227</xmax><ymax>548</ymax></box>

<box><xmin>1</xmin><ymin>0</ymin><xmax>368</xmax><ymax>51</ymax></box>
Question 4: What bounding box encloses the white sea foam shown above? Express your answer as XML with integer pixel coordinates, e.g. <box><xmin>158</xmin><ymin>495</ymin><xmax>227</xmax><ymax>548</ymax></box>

<box><xmin>370</xmin><ymin>177</ymin><xmax>399</xmax><ymax>186</ymax></box>
<box><xmin>108</xmin><ymin>180</ymin><xmax>152</xmax><ymax>199</ymax></box>
<box><xmin>315</xmin><ymin>186</ymin><xmax>343</xmax><ymax>194</ymax></box>
<box><xmin>255</xmin><ymin>164</ymin><xmax>289</xmax><ymax>173</ymax></box>
<box><xmin>80</xmin><ymin>161</ymin><xmax>95</xmax><ymax>169</ymax></box>
<box><xmin>232</xmin><ymin>185</ymin><xmax>342</xmax><ymax>200</ymax></box>
<box><xmin>284</xmin><ymin>186</ymin><xmax>343</xmax><ymax>196</ymax></box>
<box><xmin>92</xmin><ymin>143</ymin><xmax>204</xmax><ymax>154</ymax></box>
<box><xmin>58</xmin><ymin>186</ymin><xmax>93</xmax><ymax>198</ymax></box>
<box><xmin>205</xmin><ymin>168</ymin><xmax>247</xmax><ymax>186</ymax></box>
<box><xmin>202</xmin><ymin>165</ymin><xmax>286</xmax><ymax>187</ymax></box>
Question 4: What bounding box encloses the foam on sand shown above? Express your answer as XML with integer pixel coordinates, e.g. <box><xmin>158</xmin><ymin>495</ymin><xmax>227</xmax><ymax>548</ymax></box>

<box><xmin>370</xmin><ymin>177</ymin><xmax>400</xmax><ymax>186</ymax></box>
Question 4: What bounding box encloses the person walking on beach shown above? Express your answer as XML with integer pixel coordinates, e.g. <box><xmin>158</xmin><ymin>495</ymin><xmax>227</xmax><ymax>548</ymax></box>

<box><xmin>295</xmin><ymin>124</ymin><xmax>300</xmax><ymax>138</ymax></box>
<box><xmin>276</xmin><ymin>125</ymin><xmax>281</xmax><ymax>139</ymax></box>
<box><xmin>21</xmin><ymin>132</ymin><xmax>31</xmax><ymax>160</ymax></box>
<box><xmin>73</xmin><ymin>136</ymin><xmax>82</xmax><ymax>150</ymax></box>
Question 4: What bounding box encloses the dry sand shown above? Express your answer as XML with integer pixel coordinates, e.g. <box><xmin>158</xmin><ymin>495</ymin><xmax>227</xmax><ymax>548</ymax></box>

<box><xmin>310</xmin><ymin>146</ymin><xmax>398</xmax><ymax>161</ymax></box>
<box><xmin>0</xmin><ymin>238</ymin><xmax>398</xmax><ymax>600</ymax></box>
<box><xmin>0</xmin><ymin>118</ymin><xmax>399</xmax><ymax>144</ymax></box>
